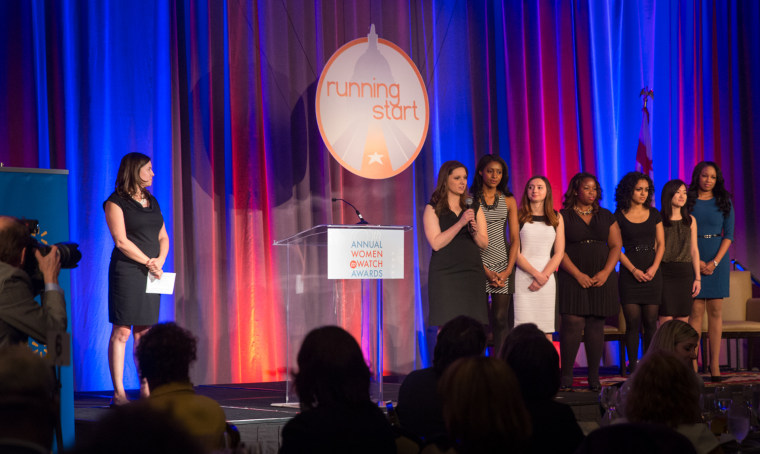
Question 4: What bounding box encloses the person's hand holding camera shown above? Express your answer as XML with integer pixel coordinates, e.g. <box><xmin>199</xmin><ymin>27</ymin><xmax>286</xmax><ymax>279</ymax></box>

<box><xmin>36</xmin><ymin>245</ymin><xmax>61</xmax><ymax>285</ymax></box>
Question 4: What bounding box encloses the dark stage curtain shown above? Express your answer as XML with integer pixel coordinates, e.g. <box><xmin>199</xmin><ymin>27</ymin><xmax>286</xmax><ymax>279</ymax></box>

<box><xmin>0</xmin><ymin>0</ymin><xmax>758</xmax><ymax>390</ymax></box>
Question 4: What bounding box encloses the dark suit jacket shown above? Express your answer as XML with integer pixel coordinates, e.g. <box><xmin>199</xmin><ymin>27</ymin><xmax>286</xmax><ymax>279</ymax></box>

<box><xmin>0</xmin><ymin>262</ymin><xmax>66</xmax><ymax>347</ymax></box>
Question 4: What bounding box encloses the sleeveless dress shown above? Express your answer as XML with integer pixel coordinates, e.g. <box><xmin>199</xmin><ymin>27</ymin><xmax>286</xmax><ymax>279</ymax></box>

<box><xmin>104</xmin><ymin>192</ymin><xmax>164</xmax><ymax>325</ymax></box>
<box><xmin>558</xmin><ymin>208</ymin><xmax>619</xmax><ymax>317</ymax></box>
<box><xmin>660</xmin><ymin>220</ymin><xmax>695</xmax><ymax>316</ymax></box>
<box><xmin>615</xmin><ymin>207</ymin><xmax>663</xmax><ymax>306</ymax></box>
<box><xmin>427</xmin><ymin>203</ymin><xmax>488</xmax><ymax>326</ymax></box>
<box><xmin>514</xmin><ymin>215</ymin><xmax>557</xmax><ymax>333</ymax></box>
<box><xmin>692</xmin><ymin>198</ymin><xmax>735</xmax><ymax>298</ymax></box>
<box><xmin>479</xmin><ymin>194</ymin><xmax>515</xmax><ymax>294</ymax></box>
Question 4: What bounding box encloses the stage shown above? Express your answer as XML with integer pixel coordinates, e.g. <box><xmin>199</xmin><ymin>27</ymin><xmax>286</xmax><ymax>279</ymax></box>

<box><xmin>73</xmin><ymin>367</ymin><xmax>760</xmax><ymax>453</ymax></box>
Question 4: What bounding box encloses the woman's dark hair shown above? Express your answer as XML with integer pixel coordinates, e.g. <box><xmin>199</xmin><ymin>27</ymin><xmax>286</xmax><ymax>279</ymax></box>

<box><xmin>115</xmin><ymin>152</ymin><xmax>152</xmax><ymax>200</ymax></box>
<box><xmin>439</xmin><ymin>357</ymin><xmax>531</xmax><ymax>453</ymax></box>
<box><xmin>623</xmin><ymin>350</ymin><xmax>701</xmax><ymax>427</ymax></box>
<box><xmin>660</xmin><ymin>179</ymin><xmax>691</xmax><ymax>227</ymax></box>
<box><xmin>615</xmin><ymin>171</ymin><xmax>654</xmax><ymax>213</ymax></box>
<box><xmin>686</xmin><ymin>161</ymin><xmax>732</xmax><ymax>217</ymax></box>
<box><xmin>432</xmin><ymin>316</ymin><xmax>487</xmax><ymax>375</ymax></box>
<box><xmin>517</xmin><ymin>176</ymin><xmax>559</xmax><ymax>227</ymax></box>
<box><xmin>136</xmin><ymin>322</ymin><xmax>197</xmax><ymax>388</ymax></box>
<box><xmin>469</xmin><ymin>154</ymin><xmax>512</xmax><ymax>198</ymax></box>
<box><xmin>562</xmin><ymin>172</ymin><xmax>602</xmax><ymax>212</ymax></box>
<box><xmin>498</xmin><ymin>323</ymin><xmax>560</xmax><ymax>401</ymax></box>
<box><xmin>293</xmin><ymin>326</ymin><xmax>370</xmax><ymax>411</ymax></box>
<box><xmin>430</xmin><ymin>161</ymin><xmax>468</xmax><ymax>217</ymax></box>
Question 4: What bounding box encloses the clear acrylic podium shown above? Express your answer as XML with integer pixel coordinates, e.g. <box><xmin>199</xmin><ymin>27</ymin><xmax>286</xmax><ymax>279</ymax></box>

<box><xmin>274</xmin><ymin>224</ymin><xmax>411</xmax><ymax>405</ymax></box>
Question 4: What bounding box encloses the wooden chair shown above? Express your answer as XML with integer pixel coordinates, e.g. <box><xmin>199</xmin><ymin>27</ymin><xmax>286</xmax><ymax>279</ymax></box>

<box><xmin>603</xmin><ymin>309</ymin><xmax>627</xmax><ymax>376</ymax></box>
<box><xmin>699</xmin><ymin>270</ymin><xmax>760</xmax><ymax>371</ymax></box>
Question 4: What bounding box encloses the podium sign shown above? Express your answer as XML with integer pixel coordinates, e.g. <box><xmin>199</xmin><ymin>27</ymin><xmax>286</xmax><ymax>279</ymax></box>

<box><xmin>327</xmin><ymin>227</ymin><xmax>404</xmax><ymax>279</ymax></box>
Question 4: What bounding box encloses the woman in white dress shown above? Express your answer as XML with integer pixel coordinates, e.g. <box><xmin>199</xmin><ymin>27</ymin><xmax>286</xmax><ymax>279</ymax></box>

<box><xmin>514</xmin><ymin>176</ymin><xmax>565</xmax><ymax>339</ymax></box>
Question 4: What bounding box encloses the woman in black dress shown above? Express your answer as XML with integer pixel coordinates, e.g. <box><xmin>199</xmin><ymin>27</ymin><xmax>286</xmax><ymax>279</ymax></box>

<box><xmin>424</xmin><ymin>161</ymin><xmax>488</xmax><ymax>327</ymax></box>
<box><xmin>614</xmin><ymin>172</ymin><xmax>664</xmax><ymax>373</ymax></box>
<box><xmin>104</xmin><ymin>152</ymin><xmax>169</xmax><ymax>405</ymax></box>
<box><xmin>558</xmin><ymin>173</ymin><xmax>621</xmax><ymax>391</ymax></box>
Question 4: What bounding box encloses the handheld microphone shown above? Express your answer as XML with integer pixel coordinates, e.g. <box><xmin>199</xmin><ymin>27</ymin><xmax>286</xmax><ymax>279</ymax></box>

<box><xmin>464</xmin><ymin>197</ymin><xmax>474</xmax><ymax>235</ymax></box>
<box><xmin>332</xmin><ymin>198</ymin><xmax>369</xmax><ymax>224</ymax></box>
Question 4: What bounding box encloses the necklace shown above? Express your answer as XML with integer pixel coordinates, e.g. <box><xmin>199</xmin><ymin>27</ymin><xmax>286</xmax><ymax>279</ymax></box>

<box><xmin>481</xmin><ymin>193</ymin><xmax>499</xmax><ymax>210</ymax></box>
<box><xmin>132</xmin><ymin>193</ymin><xmax>148</xmax><ymax>207</ymax></box>
<box><xmin>574</xmin><ymin>205</ymin><xmax>593</xmax><ymax>216</ymax></box>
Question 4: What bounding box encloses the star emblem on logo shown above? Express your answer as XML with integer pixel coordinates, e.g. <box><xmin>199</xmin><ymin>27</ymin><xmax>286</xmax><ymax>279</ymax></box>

<box><xmin>368</xmin><ymin>152</ymin><xmax>384</xmax><ymax>165</ymax></box>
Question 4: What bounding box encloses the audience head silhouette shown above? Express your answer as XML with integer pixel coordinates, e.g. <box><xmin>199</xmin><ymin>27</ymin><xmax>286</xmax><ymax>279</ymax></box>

<box><xmin>433</xmin><ymin>315</ymin><xmax>486</xmax><ymax>375</ymax></box>
<box><xmin>136</xmin><ymin>322</ymin><xmax>197</xmax><ymax>389</ymax></box>
<box><xmin>294</xmin><ymin>325</ymin><xmax>370</xmax><ymax>411</ymax></box>
<box><xmin>499</xmin><ymin>323</ymin><xmax>560</xmax><ymax>401</ymax></box>
<box><xmin>439</xmin><ymin>356</ymin><xmax>531</xmax><ymax>453</ymax></box>
<box><xmin>0</xmin><ymin>346</ymin><xmax>57</xmax><ymax>452</ymax></box>
<box><xmin>70</xmin><ymin>404</ymin><xmax>205</xmax><ymax>454</ymax></box>
<box><xmin>623</xmin><ymin>350</ymin><xmax>701</xmax><ymax>427</ymax></box>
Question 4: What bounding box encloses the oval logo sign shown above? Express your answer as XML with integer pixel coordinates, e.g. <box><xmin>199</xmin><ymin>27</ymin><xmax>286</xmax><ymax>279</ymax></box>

<box><xmin>316</xmin><ymin>25</ymin><xmax>430</xmax><ymax>180</ymax></box>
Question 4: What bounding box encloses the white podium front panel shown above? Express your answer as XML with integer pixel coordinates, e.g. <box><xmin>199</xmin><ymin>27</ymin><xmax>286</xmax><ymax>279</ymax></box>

<box><xmin>327</xmin><ymin>228</ymin><xmax>404</xmax><ymax>279</ymax></box>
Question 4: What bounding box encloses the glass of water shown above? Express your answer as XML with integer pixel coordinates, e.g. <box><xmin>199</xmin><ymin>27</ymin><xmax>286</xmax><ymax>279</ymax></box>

<box><xmin>728</xmin><ymin>400</ymin><xmax>751</xmax><ymax>453</ymax></box>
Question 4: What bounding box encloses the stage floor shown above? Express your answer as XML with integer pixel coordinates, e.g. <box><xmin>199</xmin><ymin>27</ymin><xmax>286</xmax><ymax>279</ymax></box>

<box><xmin>74</xmin><ymin>367</ymin><xmax>760</xmax><ymax>453</ymax></box>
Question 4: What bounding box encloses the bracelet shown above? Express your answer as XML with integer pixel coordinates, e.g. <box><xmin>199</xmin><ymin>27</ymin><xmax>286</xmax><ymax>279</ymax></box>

<box><xmin>631</xmin><ymin>268</ymin><xmax>637</xmax><ymax>273</ymax></box>
<box><xmin>695</xmin><ymin>279</ymin><xmax>701</xmax><ymax>281</ymax></box>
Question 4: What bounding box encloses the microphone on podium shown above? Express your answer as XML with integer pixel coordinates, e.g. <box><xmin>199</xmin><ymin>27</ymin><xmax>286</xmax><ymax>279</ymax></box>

<box><xmin>332</xmin><ymin>198</ymin><xmax>369</xmax><ymax>224</ymax></box>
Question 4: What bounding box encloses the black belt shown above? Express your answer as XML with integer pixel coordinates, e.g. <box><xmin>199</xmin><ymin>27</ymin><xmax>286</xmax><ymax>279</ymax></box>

<box><xmin>578</xmin><ymin>239</ymin><xmax>603</xmax><ymax>244</ymax></box>
<box><xmin>626</xmin><ymin>244</ymin><xmax>654</xmax><ymax>252</ymax></box>
<box><xmin>700</xmin><ymin>233</ymin><xmax>722</xmax><ymax>239</ymax></box>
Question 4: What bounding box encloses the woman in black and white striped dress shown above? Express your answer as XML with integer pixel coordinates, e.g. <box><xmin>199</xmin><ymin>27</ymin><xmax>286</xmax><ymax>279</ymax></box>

<box><xmin>471</xmin><ymin>155</ymin><xmax>519</xmax><ymax>352</ymax></box>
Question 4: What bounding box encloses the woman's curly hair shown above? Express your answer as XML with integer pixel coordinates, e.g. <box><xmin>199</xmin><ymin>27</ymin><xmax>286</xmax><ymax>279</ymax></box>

<box><xmin>136</xmin><ymin>322</ymin><xmax>197</xmax><ymax>387</ymax></box>
<box><xmin>686</xmin><ymin>161</ymin><xmax>732</xmax><ymax>217</ymax></box>
<box><xmin>562</xmin><ymin>172</ymin><xmax>602</xmax><ymax>213</ymax></box>
<box><xmin>615</xmin><ymin>171</ymin><xmax>654</xmax><ymax>213</ymax></box>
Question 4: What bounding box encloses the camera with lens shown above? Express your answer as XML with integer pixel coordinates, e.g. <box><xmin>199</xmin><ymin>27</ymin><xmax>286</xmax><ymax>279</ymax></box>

<box><xmin>20</xmin><ymin>219</ymin><xmax>82</xmax><ymax>292</ymax></box>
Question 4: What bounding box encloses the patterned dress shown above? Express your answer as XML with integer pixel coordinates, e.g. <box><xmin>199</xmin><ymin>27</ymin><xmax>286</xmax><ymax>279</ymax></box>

<box><xmin>479</xmin><ymin>194</ymin><xmax>515</xmax><ymax>294</ymax></box>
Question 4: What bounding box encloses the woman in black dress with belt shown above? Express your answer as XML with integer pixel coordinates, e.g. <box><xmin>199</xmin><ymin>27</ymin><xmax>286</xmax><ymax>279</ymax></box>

<box><xmin>104</xmin><ymin>152</ymin><xmax>169</xmax><ymax>405</ymax></box>
<box><xmin>423</xmin><ymin>161</ymin><xmax>489</xmax><ymax>327</ymax></box>
<box><xmin>614</xmin><ymin>171</ymin><xmax>664</xmax><ymax>373</ymax></box>
<box><xmin>558</xmin><ymin>173</ymin><xmax>622</xmax><ymax>391</ymax></box>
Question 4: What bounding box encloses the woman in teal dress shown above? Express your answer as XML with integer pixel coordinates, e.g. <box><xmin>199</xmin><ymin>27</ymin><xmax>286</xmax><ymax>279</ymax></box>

<box><xmin>686</xmin><ymin>161</ymin><xmax>734</xmax><ymax>381</ymax></box>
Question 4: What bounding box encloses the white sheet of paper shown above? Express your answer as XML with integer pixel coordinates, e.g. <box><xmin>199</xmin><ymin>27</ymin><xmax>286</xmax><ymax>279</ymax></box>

<box><xmin>146</xmin><ymin>272</ymin><xmax>176</xmax><ymax>294</ymax></box>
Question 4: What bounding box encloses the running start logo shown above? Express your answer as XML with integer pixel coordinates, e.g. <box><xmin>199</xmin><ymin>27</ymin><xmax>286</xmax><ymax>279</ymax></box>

<box><xmin>316</xmin><ymin>25</ymin><xmax>430</xmax><ymax>180</ymax></box>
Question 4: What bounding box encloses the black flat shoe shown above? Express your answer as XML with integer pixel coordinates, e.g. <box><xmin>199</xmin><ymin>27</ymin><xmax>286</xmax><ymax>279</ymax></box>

<box><xmin>710</xmin><ymin>375</ymin><xmax>722</xmax><ymax>383</ymax></box>
<box><xmin>589</xmin><ymin>383</ymin><xmax>602</xmax><ymax>393</ymax></box>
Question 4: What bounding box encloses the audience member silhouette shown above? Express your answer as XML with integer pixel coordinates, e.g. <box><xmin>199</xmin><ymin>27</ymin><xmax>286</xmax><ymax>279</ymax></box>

<box><xmin>279</xmin><ymin>326</ymin><xmax>395</xmax><ymax>454</ymax></box>
<box><xmin>575</xmin><ymin>423</ymin><xmax>697</xmax><ymax>454</ymax></box>
<box><xmin>70</xmin><ymin>403</ymin><xmax>206</xmax><ymax>454</ymax></box>
<box><xmin>396</xmin><ymin>315</ymin><xmax>486</xmax><ymax>442</ymax></box>
<box><xmin>622</xmin><ymin>350</ymin><xmax>720</xmax><ymax>454</ymax></box>
<box><xmin>135</xmin><ymin>322</ymin><xmax>227</xmax><ymax>452</ymax></box>
<box><xmin>423</xmin><ymin>356</ymin><xmax>531</xmax><ymax>454</ymax></box>
<box><xmin>0</xmin><ymin>345</ymin><xmax>57</xmax><ymax>454</ymax></box>
<box><xmin>499</xmin><ymin>323</ymin><xmax>584</xmax><ymax>453</ymax></box>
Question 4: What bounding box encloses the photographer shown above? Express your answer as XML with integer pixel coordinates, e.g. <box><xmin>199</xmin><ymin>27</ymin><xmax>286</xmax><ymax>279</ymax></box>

<box><xmin>0</xmin><ymin>216</ymin><xmax>66</xmax><ymax>347</ymax></box>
